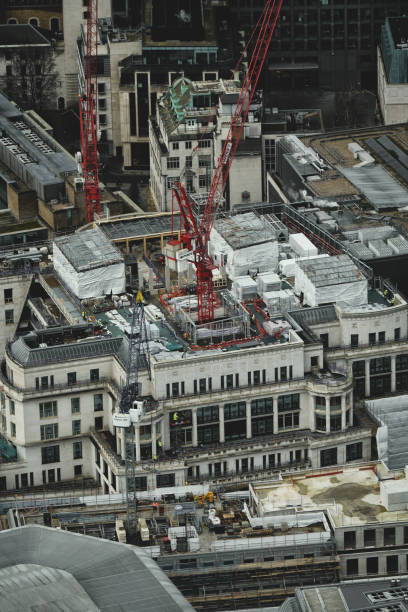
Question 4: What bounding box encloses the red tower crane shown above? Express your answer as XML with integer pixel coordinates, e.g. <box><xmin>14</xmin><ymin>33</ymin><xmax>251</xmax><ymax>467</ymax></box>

<box><xmin>172</xmin><ymin>0</ymin><xmax>283</xmax><ymax>324</ymax></box>
<box><xmin>79</xmin><ymin>0</ymin><xmax>102</xmax><ymax>223</ymax></box>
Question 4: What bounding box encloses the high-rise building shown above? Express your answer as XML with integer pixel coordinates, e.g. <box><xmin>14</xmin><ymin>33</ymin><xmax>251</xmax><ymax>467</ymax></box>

<box><xmin>230</xmin><ymin>0</ymin><xmax>407</xmax><ymax>90</ymax></box>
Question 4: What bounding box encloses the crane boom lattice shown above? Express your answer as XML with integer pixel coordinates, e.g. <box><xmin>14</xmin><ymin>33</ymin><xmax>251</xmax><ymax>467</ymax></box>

<box><xmin>173</xmin><ymin>0</ymin><xmax>283</xmax><ymax>324</ymax></box>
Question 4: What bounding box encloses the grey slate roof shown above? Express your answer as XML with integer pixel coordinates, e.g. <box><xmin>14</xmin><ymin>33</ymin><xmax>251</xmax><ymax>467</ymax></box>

<box><xmin>289</xmin><ymin>304</ymin><xmax>338</xmax><ymax>327</ymax></box>
<box><xmin>0</xmin><ymin>525</ymin><xmax>193</xmax><ymax>611</ymax></box>
<box><xmin>0</xmin><ymin>24</ymin><xmax>50</xmax><ymax>46</ymax></box>
<box><xmin>99</xmin><ymin>214</ymin><xmax>179</xmax><ymax>241</ymax></box>
<box><xmin>10</xmin><ymin>335</ymin><xmax>127</xmax><ymax>367</ymax></box>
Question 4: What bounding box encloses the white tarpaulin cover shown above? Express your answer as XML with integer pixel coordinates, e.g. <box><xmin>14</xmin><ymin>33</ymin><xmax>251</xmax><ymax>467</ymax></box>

<box><xmin>54</xmin><ymin>242</ymin><xmax>125</xmax><ymax>299</ymax></box>
<box><xmin>366</xmin><ymin>395</ymin><xmax>408</xmax><ymax>470</ymax></box>
<box><xmin>294</xmin><ymin>254</ymin><xmax>367</xmax><ymax>307</ymax></box>
<box><xmin>279</xmin><ymin>254</ymin><xmax>329</xmax><ymax>278</ymax></box>
<box><xmin>289</xmin><ymin>233</ymin><xmax>318</xmax><ymax>258</ymax></box>
<box><xmin>209</xmin><ymin>226</ymin><xmax>278</xmax><ymax>280</ymax></box>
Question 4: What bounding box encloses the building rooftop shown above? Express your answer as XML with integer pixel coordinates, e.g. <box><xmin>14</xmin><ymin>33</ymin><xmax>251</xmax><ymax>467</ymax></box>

<box><xmin>54</xmin><ymin>228</ymin><xmax>124</xmax><ymax>272</ymax></box>
<box><xmin>98</xmin><ymin>213</ymin><xmax>179</xmax><ymax>242</ymax></box>
<box><xmin>0</xmin><ymin>92</ymin><xmax>77</xmax><ymax>201</ymax></box>
<box><xmin>0</xmin><ymin>24</ymin><xmax>50</xmax><ymax>47</ymax></box>
<box><xmin>0</xmin><ymin>525</ymin><xmax>193</xmax><ymax>611</ymax></box>
<box><xmin>288</xmin><ymin>576</ymin><xmax>408</xmax><ymax>612</ymax></box>
<box><xmin>253</xmin><ymin>464</ymin><xmax>408</xmax><ymax>527</ymax></box>
<box><xmin>296</xmin><ymin>254</ymin><xmax>363</xmax><ymax>288</ymax></box>
<box><xmin>213</xmin><ymin>212</ymin><xmax>277</xmax><ymax>250</ymax></box>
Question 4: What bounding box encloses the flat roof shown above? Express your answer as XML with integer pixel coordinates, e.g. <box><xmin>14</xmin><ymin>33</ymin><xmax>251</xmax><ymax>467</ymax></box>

<box><xmin>254</xmin><ymin>465</ymin><xmax>408</xmax><ymax>527</ymax></box>
<box><xmin>99</xmin><ymin>213</ymin><xmax>179</xmax><ymax>241</ymax></box>
<box><xmin>213</xmin><ymin>212</ymin><xmax>275</xmax><ymax>250</ymax></box>
<box><xmin>54</xmin><ymin>228</ymin><xmax>124</xmax><ymax>272</ymax></box>
<box><xmin>297</xmin><ymin>254</ymin><xmax>363</xmax><ymax>287</ymax></box>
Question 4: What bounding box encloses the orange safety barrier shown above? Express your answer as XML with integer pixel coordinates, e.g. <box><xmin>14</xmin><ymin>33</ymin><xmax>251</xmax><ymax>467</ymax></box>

<box><xmin>305</xmin><ymin>470</ymin><xmax>343</xmax><ymax>479</ymax></box>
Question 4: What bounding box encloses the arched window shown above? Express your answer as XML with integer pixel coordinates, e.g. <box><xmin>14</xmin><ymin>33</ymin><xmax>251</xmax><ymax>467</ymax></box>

<box><xmin>7</xmin><ymin>18</ymin><xmax>18</xmax><ymax>25</ymax></box>
<box><xmin>50</xmin><ymin>17</ymin><xmax>59</xmax><ymax>32</ymax></box>
<box><xmin>29</xmin><ymin>17</ymin><xmax>39</xmax><ymax>27</ymax></box>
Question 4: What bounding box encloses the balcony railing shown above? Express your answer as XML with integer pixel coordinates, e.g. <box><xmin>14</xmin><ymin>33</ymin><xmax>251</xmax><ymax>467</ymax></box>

<box><xmin>0</xmin><ymin>367</ymin><xmax>120</xmax><ymax>398</ymax></box>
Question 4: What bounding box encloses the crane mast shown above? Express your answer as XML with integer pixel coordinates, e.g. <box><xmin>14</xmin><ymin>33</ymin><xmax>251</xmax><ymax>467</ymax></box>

<box><xmin>173</xmin><ymin>0</ymin><xmax>283</xmax><ymax>323</ymax></box>
<box><xmin>113</xmin><ymin>294</ymin><xmax>151</xmax><ymax>533</ymax></box>
<box><xmin>79</xmin><ymin>0</ymin><xmax>102</xmax><ymax>223</ymax></box>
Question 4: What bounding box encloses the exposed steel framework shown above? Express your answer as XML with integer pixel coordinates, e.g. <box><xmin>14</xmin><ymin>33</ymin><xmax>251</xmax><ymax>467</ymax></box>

<box><xmin>172</xmin><ymin>0</ymin><xmax>283</xmax><ymax>324</ymax></box>
<box><xmin>79</xmin><ymin>0</ymin><xmax>102</xmax><ymax>223</ymax></box>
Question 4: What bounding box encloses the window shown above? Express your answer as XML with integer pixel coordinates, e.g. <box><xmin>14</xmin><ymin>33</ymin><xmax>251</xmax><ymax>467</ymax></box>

<box><xmin>352</xmin><ymin>361</ymin><xmax>365</xmax><ymax>377</ymax></box>
<box><xmin>320</xmin><ymin>447</ymin><xmax>337</xmax><ymax>467</ymax></box>
<box><xmin>72</xmin><ymin>420</ymin><xmax>81</xmax><ymax>436</ymax></box>
<box><xmin>156</xmin><ymin>473</ymin><xmax>175</xmax><ymax>488</ymax></box>
<box><xmin>67</xmin><ymin>372</ymin><xmax>76</xmax><ymax>385</ymax></box>
<box><xmin>224</xmin><ymin>402</ymin><xmax>246</xmax><ymax>420</ymax></box>
<box><xmin>346</xmin><ymin>442</ymin><xmax>362</xmax><ymax>462</ymax></box>
<box><xmin>280</xmin><ymin>366</ymin><xmax>287</xmax><ymax>381</ymax></box>
<box><xmin>251</xmin><ymin>397</ymin><xmax>273</xmax><ymax>416</ymax></box>
<box><xmin>172</xmin><ymin>382</ymin><xmax>179</xmax><ymax>397</ymax></box>
<box><xmin>199</xmin><ymin>156</ymin><xmax>211</xmax><ymax>168</ymax></box>
<box><xmin>185</xmin><ymin>156</ymin><xmax>192</xmax><ymax>168</ymax></box>
<box><xmin>366</xmin><ymin>557</ymin><xmax>378</xmax><ymax>574</ymax></box>
<box><xmin>395</xmin><ymin>327</ymin><xmax>401</xmax><ymax>341</ymax></box>
<box><xmin>378</xmin><ymin>331</ymin><xmax>385</xmax><ymax>344</ymax></box>
<box><xmin>39</xmin><ymin>402</ymin><xmax>57</xmax><ymax>419</ymax></box>
<box><xmin>73</xmin><ymin>441</ymin><xmax>82</xmax><ymax>459</ymax></box>
<box><xmin>252</xmin><ymin>416</ymin><xmax>274</xmax><ymax>436</ymax></box>
<box><xmin>364</xmin><ymin>529</ymin><xmax>376</xmax><ymax>547</ymax></box>
<box><xmin>197</xmin><ymin>423</ymin><xmax>219</xmax><ymax>443</ymax></box>
<box><xmin>5</xmin><ymin>310</ymin><xmax>13</xmax><ymax>325</ymax></box>
<box><xmin>167</xmin><ymin>157</ymin><xmax>180</xmax><ymax>169</ymax></box>
<box><xmin>99</xmin><ymin>114</ymin><xmax>107</xmax><ymax>125</ymax></box>
<box><xmin>185</xmin><ymin>141</ymin><xmax>192</xmax><ymax>149</ymax></box>
<box><xmin>9</xmin><ymin>400</ymin><xmax>15</xmax><ymax>416</ymax></box>
<box><xmin>50</xmin><ymin>17</ymin><xmax>60</xmax><ymax>31</ymax></box>
<box><xmin>167</xmin><ymin>176</ymin><xmax>180</xmax><ymax>190</ymax></box>
<box><xmin>95</xmin><ymin>416</ymin><xmax>103</xmax><ymax>430</ymax></box>
<box><xmin>98</xmin><ymin>82</ymin><xmax>106</xmax><ymax>95</ymax></box>
<box><xmin>369</xmin><ymin>332</ymin><xmax>376</xmax><ymax>346</ymax></box>
<box><xmin>199</xmin><ymin>175</ymin><xmax>209</xmax><ymax>188</ymax></box>
<box><xmin>386</xmin><ymin>555</ymin><xmax>399</xmax><ymax>574</ymax></box>
<box><xmin>71</xmin><ymin>398</ymin><xmax>80</xmax><ymax>413</ymax></box>
<box><xmin>311</xmin><ymin>356</ymin><xmax>319</xmax><ymax>367</ymax></box>
<box><xmin>197</xmin><ymin>405</ymin><xmax>219</xmax><ymax>424</ymax></box>
<box><xmin>346</xmin><ymin>559</ymin><xmax>358</xmax><ymax>576</ymax></box>
<box><xmin>350</xmin><ymin>334</ymin><xmax>359</xmax><ymax>347</ymax></box>
<box><xmin>41</xmin><ymin>445</ymin><xmax>60</xmax><ymax>464</ymax></box>
<box><xmin>370</xmin><ymin>357</ymin><xmax>391</xmax><ymax>374</ymax></box>
<box><xmin>344</xmin><ymin>531</ymin><xmax>356</xmax><ymax>549</ymax></box>
<box><xmin>278</xmin><ymin>394</ymin><xmax>300</xmax><ymax>411</ymax></box>
<box><xmin>320</xmin><ymin>333</ymin><xmax>329</xmax><ymax>348</ymax></box>
<box><xmin>11</xmin><ymin>422</ymin><xmax>16</xmax><ymax>437</ymax></box>
<box><xmin>4</xmin><ymin>289</ymin><xmax>12</xmax><ymax>303</ymax></box>
<box><xmin>40</xmin><ymin>423</ymin><xmax>58</xmax><ymax>440</ymax></box>
<box><xmin>94</xmin><ymin>394</ymin><xmax>103</xmax><ymax>411</ymax></box>
<box><xmin>29</xmin><ymin>17</ymin><xmax>39</xmax><ymax>26</ymax></box>
<box><xmin>172</xmin><ymin>142</ymin><xmax>179</xmax><ymax>150</ymax></box>
<box><xmin>384</xmin><ymin>527</ymin><xmax>396</xmax><ymax>546</ymax></box>
<box><xmin>74</xmin><ymin>464</ymin><xmax>82</xmax><ymax>476</ymax></box>
<box><xmin>396</xmin><ymin>354</ymin><xmax>408</xmax><ymax>370</ymax></box>
<box><xmin>90</xmin><ymin>368</ymin><xmax>99</xmax><ymax>382</ymax></box>
<box><xmin>198</xmin><ymin>139</ymin><xmax>211</xmax><ymax>148</ymax></box>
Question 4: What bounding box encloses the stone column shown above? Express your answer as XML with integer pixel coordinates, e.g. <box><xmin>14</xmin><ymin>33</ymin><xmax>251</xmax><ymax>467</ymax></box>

<box><xmin>273</xmin><ymin>399</ymin><xmax>279</xmax><ymax>434</ymax></box>
<box><xmin>391</xmin><ymin>354</ymin><xmax>396</xmax><ymax>393</ymax></box>
<box><xmin>192</xmin><ymin>409</ymin><xmax>198</xmax><ymax>446</ymax></box>
<box><xmin>219</xmin><ymin>406</ymin><xmax>225</xmax><ymax>443</ymax></box>
<box><xmin>246</xmin><ymin>403</ymin><xmax>252</xmax><ymax>439</ymax></box>
<box><xmin>365</xmin><ymin>360</ymin><xmax>370</xmax><ymax>397</ymax></box>
<box><xmin>341</xmin><ymin>394</ymin><xmax>347</xmax><ymax>431</ymax></box>
<box><xmin>135</xmin><ymin>425</ymin><xmax>141</xmax><ymax>462</ymax></box>
<box><xmin>325</xmin><ymin>396</ymin><xmax>330</xmax><ymax>433</ymax></box>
